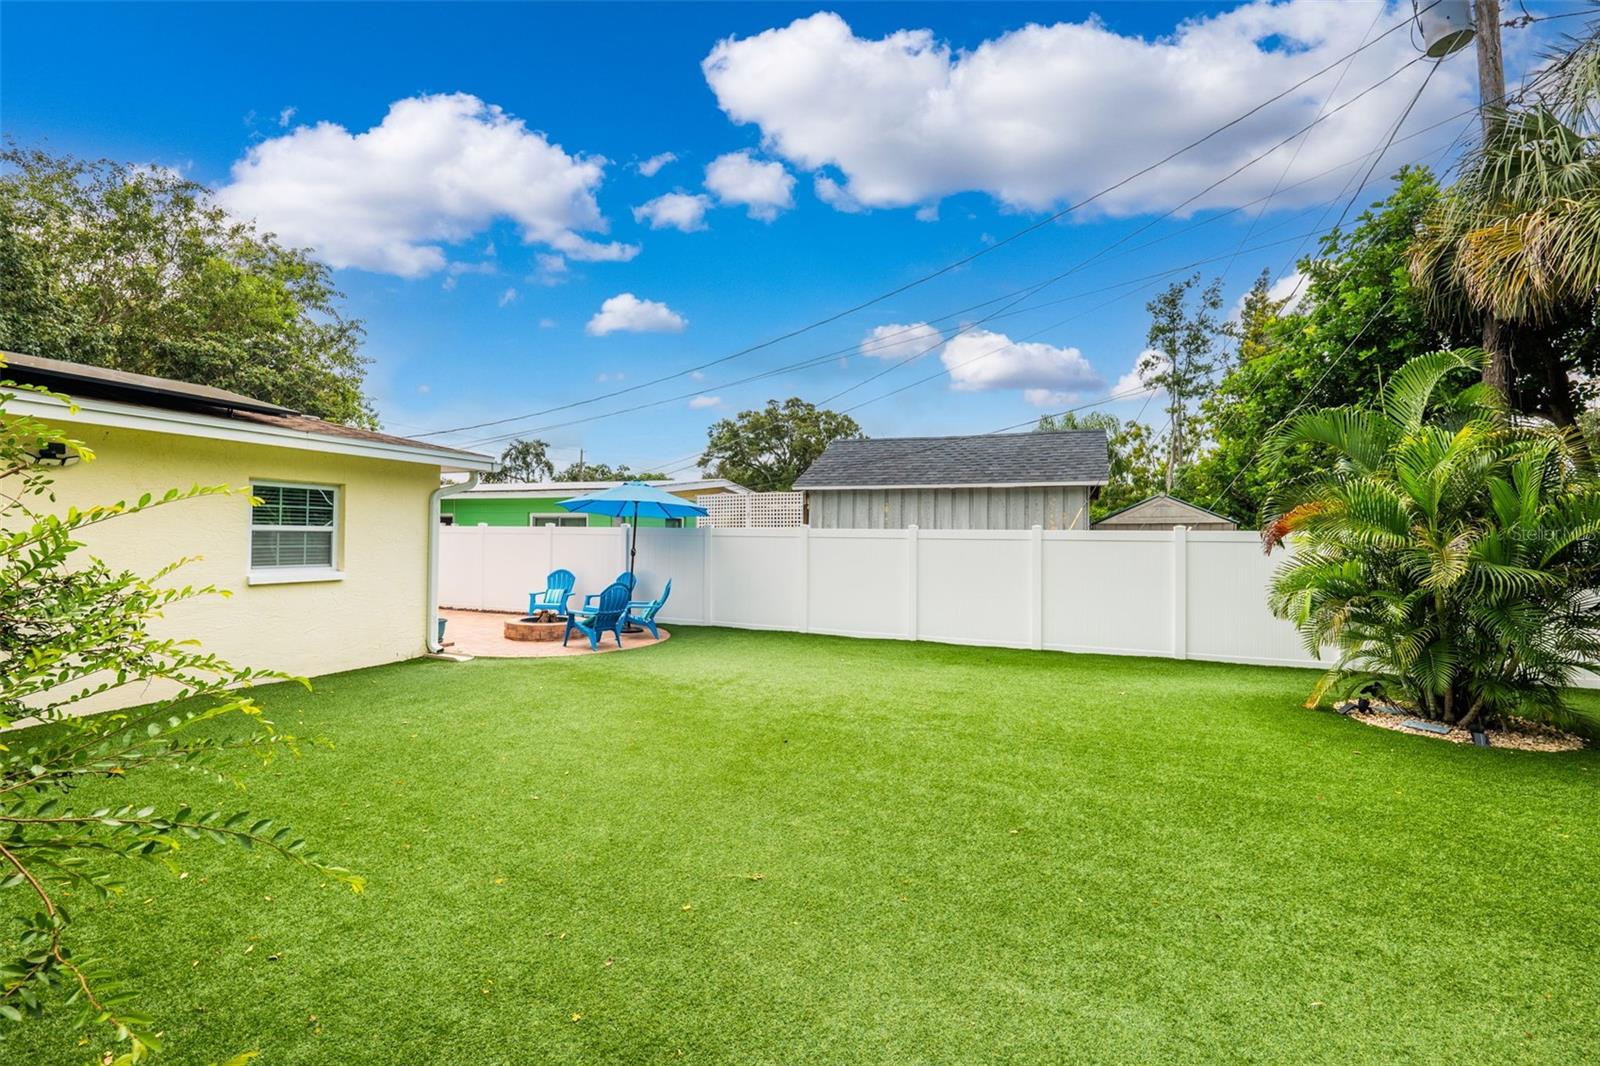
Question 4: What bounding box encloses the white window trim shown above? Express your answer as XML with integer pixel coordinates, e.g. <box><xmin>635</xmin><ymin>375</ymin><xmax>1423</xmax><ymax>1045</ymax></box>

<box><xmin>247</xmin><ymin>567</ymin><xmax>346</xmax><ymax>586</ymax></box>
<box><xmin>248</xmin><ymin>479</ymin><xmax>342</xmax><ymax>582</ymax></box>
<box><xmin>529</xmin><ymin>514</ymin><xmax>586</xmax><ymax>528</ymax></box>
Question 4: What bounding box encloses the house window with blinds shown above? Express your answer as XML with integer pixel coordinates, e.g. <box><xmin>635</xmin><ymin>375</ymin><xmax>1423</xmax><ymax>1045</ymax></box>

<box><xmin>250</xmin><ymin>482</ymin><xmax>339</xmax><ymax>576</ymax></box>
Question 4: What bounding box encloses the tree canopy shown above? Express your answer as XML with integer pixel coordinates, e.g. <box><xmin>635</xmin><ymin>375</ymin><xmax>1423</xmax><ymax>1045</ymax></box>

<box><xmin>1142</xmin><ymin>274</ymin><xmax>1226</xmax><ymax>493</ymax></box>
<box><xmin>553</xmin><ymin>460</ymin><xmax>667</xmax><ymax>482</ymax></box>
<box><xmin>1183</xmin><ymin>168</ymin><xmax>1468</xmax><ymax>523</ymax></box>
<box><xmin>0</xmin><ymin>145</ymin><xmax>375</xmax><ymax>427</ymax></box>
<box><xmin>700</xmin><ymin>398</ymin><xmax>863</xmax><ymax>491</ymax></box>
<box><xmin>483</xmin><ymin>439</ymin><xmax>555</xmax><ymax>483</ymax></box>
<box><xmin>1035</xmin><ymin>410</ymin><xmax>1162</xmax><ymax>519</ymax></box>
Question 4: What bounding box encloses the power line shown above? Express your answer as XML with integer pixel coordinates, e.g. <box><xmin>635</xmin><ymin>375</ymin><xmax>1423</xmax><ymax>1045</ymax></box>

<box><xmin>498</xmin><ymin>24</ymin><xmax>1520</xmax><ymax>478</ymax></box>
<box><xmin>1204</xmin><ymin>61</ymin><xmax>1449</xmax><ymax>514</ymax></box>
<box><xmin>812</xmin><ymin>51</ymin><xmax>1432</xmax><ymax>409</ymax></box>
<box><xmin>474</xmin><ymin>152</ymin><xmax>1454</xmax><ymax>459</ymax></box>
<box><xmin>414</xmin><ymin>3</ymin><xmax>1441</xmax><ymax>442</ymax></box>
<box><xmin>628</xmin><ymin>208</ymin><xmax>1340</xmax><ymax>480</ymax></box>
<box><xmin>608</xmin><ymin>90</ymin><xmax>1505</xmax><ymax>467</ymax></box>
<box><xmin>725</xmin><ymin>61</ymin><xmax>1459</xmax><ymax>497</ymax></box>
<box><xmin>658</xmin><ymin>34</ymin><xmax>1586</xmax><ymax>493</ymax></box>
<box><xmin>596</xmin><ymin>107</ymin><xmax>1494</xmax><ymax>477</ymax></box>
<box><xmin>785</xmin><ymin>97</ymin><xmax>1482</xmax><ymax>389</ymax></box>
<box><xmin>1207</xmin><ymin>36</ymin><xmax>1593</xmax><ymax>513</ymax></box>
<box><xmin>462</xmin><ymin>49</ymin><xmax>1459</xmax><ymax>451</ymax></box>
<box><xmin>1277</xmin><ymin>25</ymin><xmax>1582</xmax><ymax>306</ymax></box>
<box><xmin>460</xmin><ymin>226</ymin><xmax>1336</xmax><ymax>451</ymax></box>
<box><xmin>1502</xmin><ymin>7</ymin><xmax>1597</xmax><ymax>29</ymax></box>
<box><xmin>832</xmin><ymin>58</ymin><xmax>1446</xmax><ymax>422</ymax></box>
<box><xmin>1216</xmin><ymin>3</ymin><xmax>1390</xmax><ymax>281</ymax></box>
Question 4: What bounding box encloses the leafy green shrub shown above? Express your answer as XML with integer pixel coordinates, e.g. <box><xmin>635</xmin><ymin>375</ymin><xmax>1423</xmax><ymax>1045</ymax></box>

<box><xmin>0</xmin><ymin>363</ymin><xmax>359</xmax><ymax>1062</ymax></box>
<box><xmin>1264</xmin><ymin>348</ymin><xmax>1600</xmax><ymax>729</ymax></box>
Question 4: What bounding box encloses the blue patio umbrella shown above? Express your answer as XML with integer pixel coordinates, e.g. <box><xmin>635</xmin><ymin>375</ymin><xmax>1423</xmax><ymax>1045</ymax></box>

<box><xmin>558</xmin><ymin>481</ymin><xmax>709</xmax><ymax>581</ymax></box>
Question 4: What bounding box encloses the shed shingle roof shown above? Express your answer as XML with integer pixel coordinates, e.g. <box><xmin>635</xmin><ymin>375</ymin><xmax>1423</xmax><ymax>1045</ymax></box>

<box><xmin>793</xmin><ymin>430</ymin><xmax>1109</xmax><ymax>490</ymax></box>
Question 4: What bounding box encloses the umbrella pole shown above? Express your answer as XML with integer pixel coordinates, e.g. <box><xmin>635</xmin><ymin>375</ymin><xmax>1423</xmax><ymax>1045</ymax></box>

<box><xmin>630</xmin><ymin>501</ymin><xmax>639</xmax><ymax>578</ymax></box>
<box><xmin>623</xmin><ymin>501</ymin><xmax>642</xmax><ymax>634</ymax></box>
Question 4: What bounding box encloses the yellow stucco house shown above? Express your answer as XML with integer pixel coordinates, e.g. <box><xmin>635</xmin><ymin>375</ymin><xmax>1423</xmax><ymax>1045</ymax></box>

<box><xmin>4</xmin><ymin>353</ymin><xmax>494</xmax><ymax>707</ymax></box>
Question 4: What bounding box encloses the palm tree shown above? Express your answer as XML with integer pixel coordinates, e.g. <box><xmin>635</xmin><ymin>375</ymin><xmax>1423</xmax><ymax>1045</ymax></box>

<box><xmin>1409</xmin><ymin>27</ymin><xmax>1600</xmax><ymax>432</ymax></box>
<box><xmin>1263</xmin><ymin>348</ymin><xmax>1600</xmax><ymax>730</ymax></box>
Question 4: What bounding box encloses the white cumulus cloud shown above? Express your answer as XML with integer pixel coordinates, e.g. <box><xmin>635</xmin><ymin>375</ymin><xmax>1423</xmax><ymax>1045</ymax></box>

<box><xmin>941</xmin><ymin>329</ymin><xmax>1102</xmax><ymax>398</ymax></box>
<box><xmin>633</xmin><ymin>191</ymin><xmax>712</xmax><ymax>232</ymax></box>
<box><xmin>1024</xmin><ymin>389</ymin><xmax>1075</xmax><ymax>408</ymax></box>
<box><xmin>704</xmin><ymin>150</ymin><xmax>795</xmax><ymax>221</ymax></box>
<box><xmin>688</xmin><ymin>394</ymin><xmax>722</xmax><ymax>409</ymax></box>
<box><xmin>1114</xmin><ymin>349</ymin><xmax>1169</xmax><ymax>398</ymax></box>
<box><xmin>637</xmin><ymin>152</ymin><xmax>678</xmax><ymax>176</ymax></box>
<box><xmin>702</xmin><ymin>7</ymin><xmax>1472</xmax><ymax>217</ymax></box>
<box><xmin>814</xmin><ymin>174</ymin><xmax>864</xmax><ymax>213</ymax></box>
<box><xmin>586</xmin><ymin>293</ymin><xmax>688</xmax><ymax>336</ymax></box>
<box><xmin>532</xmin><ymin>252</ymin><xmax>569</xmax><ymax>285</ymax></box>
<box><xmin>1268</xmin><ymin>271</ymin><xmax>1309</xmax><ymax>312</ymax></box>
<box><xmin>1230</xmin><ymin>271</ymin><xmax>1309</xmax><ymax>323</ymax></box>
<box><xmin>859</xmin><ymin>322</ymin><xmax>944</xmax><ymax>361</ymax></box>
<box><xmin>218</xmin><ymin>92</ymin><xmax>638</xmax><ymax>277</ymax></box>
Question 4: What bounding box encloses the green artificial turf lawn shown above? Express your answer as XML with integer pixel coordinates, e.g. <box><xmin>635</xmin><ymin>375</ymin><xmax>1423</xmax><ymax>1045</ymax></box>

<box><xmin>5</xmin><ymin>629</ymin><xmax>1599</xmax><ymax>1064</ymax></box>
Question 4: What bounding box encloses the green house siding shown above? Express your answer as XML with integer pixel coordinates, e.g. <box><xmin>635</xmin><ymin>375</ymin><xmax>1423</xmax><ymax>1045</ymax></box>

<box><xmin>440</xmin><ymin>496</ymin><xmax>696</xmax><ymax>528</ymax></box>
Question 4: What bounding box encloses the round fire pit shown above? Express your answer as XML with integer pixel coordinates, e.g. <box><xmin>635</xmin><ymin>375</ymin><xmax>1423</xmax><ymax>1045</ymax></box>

<box><xmin>503</xmin><ymin>615</ymin><xmax>565</xmax><ymax>643</ymax></box>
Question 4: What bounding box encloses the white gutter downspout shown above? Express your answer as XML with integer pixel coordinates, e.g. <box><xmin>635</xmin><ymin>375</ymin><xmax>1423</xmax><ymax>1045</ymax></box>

<box><xmin>427</xmin><ymin>472</ymin><xmax>482</xmax><ymax>655</ymax></box>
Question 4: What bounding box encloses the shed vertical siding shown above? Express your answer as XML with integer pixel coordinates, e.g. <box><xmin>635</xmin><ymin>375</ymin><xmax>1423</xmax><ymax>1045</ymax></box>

<box><xmin>807</xmin><ymin>487</ymin><xmax>1092</xmax><ymax>530</ymax></box>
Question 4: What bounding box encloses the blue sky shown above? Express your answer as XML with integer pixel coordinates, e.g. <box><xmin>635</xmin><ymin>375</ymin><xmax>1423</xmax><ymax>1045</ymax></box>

<box><xmin>2</xmin><ymin>1</ymin><xmax>1582</xmax><ymax>478</ymax></box>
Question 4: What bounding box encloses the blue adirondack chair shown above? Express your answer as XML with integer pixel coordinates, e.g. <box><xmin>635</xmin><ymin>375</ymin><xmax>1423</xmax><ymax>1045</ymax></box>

<box><xmin>529</xmin><ymin>569</ymin><xmax>576</xmax><ymax>617</ymax></box>
<box><xmin>582</xmin><ymin>571</ymin><xmax>636</xmax><ymax>609</ymax></box>
<box><xmin>625</xmin><ymin>579</ymin><xmax>672</xmax><ymax>640</ymax></box>
<box><xmin>564</xmin><ymin>582</ymin><xmax>631</xmax><ymax>650</ymax></box>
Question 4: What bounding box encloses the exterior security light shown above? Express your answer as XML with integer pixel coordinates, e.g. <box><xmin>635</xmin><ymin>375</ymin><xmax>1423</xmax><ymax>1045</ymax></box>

<box><xmin>30</xmin><ymin>441</ymin><xmax>79</xmax><ymax>467</ymax></box>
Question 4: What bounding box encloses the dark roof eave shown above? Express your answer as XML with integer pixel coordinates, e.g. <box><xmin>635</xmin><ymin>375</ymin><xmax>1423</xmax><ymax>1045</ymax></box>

<box><xmin>4</xmin><ymin>351</ymin><xmax>492</xmax><ymax>466</ymax></box>
<box><xmin>3</xmin><ymin>351</ymin><xmax>294</xmax><ymax>415</ymax></box>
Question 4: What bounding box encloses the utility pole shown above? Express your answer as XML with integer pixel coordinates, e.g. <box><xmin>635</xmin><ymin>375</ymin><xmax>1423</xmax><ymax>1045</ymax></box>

<box><xmin>577</xmin><ymin>448</ymin><xmax>584</xmax><ymax>481</ymax></box>
<box><xmin>1474</xmin><ymin>0</ymin><xmax>1505</xmax><ymax>131</ymax></box>
<box><xmin>1473</xmin><ymin>0</ymin><xmax>1512</xmax><ymax>399</ymax></box>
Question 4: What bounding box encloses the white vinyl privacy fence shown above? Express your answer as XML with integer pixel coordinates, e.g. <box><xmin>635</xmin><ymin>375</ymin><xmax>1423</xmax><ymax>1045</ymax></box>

<box><xmin>439</xmin><ymin>524</ymin><xmax>1318</xmax><ymax>669</ymax></box>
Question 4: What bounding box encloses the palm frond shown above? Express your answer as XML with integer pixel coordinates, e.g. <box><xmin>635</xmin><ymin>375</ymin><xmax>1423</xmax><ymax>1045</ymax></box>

<box><xmin>1381</xmin><ymin>349</ymin><xmax>1485</xmax><ymax>435</ymax></box>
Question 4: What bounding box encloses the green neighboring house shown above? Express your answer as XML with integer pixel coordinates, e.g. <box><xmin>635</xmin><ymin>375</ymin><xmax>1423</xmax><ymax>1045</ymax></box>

<box><xmin>439</xmin><ymin>479</ymin><xmax>748</xmax><ymax>528</ymax></box>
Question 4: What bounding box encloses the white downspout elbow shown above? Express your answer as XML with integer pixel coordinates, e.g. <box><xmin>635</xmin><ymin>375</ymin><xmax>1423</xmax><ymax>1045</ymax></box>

<box><xmin>428</xmin><ymin>472</ymin><xmax>481</xmax><ymax>654</ymax></box>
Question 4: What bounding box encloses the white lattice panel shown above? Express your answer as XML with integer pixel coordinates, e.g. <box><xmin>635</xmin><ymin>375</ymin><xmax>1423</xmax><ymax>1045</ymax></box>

<box><xmin>699</xmin><ymin>491</ymin><xmax>804</xmax><ymax>528</ymax></box>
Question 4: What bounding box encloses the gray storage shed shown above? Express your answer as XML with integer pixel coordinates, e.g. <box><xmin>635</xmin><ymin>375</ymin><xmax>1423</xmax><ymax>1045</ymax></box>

<box><xmin>794</xmin><ymin>430</ymin><xmax>1109</xmax><ymax>530</ymax></box>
